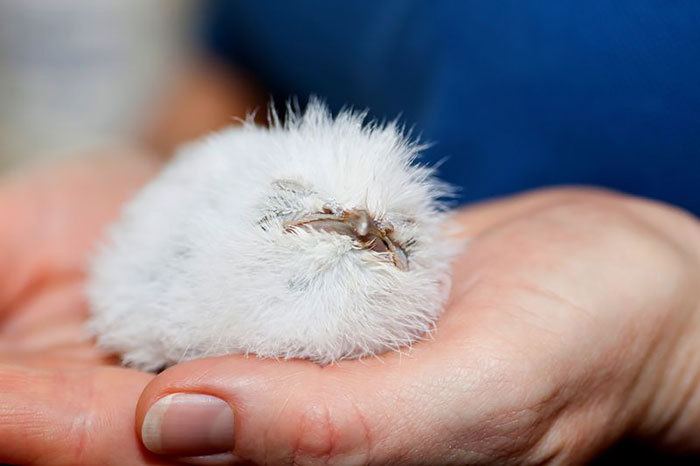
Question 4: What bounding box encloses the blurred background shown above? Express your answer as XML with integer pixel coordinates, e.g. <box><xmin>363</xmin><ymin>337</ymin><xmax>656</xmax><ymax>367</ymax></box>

<box><xmin>0</xmin><ymin>1</ymin><xmax>697</xmax><ymax>215</ymax></box>
<box><xmin>0</xmin><ymin>0</ymin><xmax>194</xmax><ymax>170</ymax></box>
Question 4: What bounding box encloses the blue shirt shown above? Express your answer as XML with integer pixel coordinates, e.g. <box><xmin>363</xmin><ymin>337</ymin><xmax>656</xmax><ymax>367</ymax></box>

<box><xmin>202</xmin><ymin>1</ymin><xmax>700</xmax><ymax>213</ymax></box>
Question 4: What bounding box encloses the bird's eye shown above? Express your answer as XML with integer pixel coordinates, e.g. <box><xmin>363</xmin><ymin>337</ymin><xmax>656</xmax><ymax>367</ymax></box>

<box><xmin>283</xmin><ymin>209</ymin><xmax>410</xmax><ymax>271</ymax></box>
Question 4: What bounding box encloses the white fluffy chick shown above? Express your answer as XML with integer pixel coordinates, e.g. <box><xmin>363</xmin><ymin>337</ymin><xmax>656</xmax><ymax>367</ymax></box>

<box><xmin>87</xmin><ymin>101</ymin><xmax>461</xmax><ymax>371</ymax></box>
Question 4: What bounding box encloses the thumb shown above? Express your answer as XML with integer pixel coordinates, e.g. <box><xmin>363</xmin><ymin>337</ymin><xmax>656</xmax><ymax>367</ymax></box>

<box><xmin>135</xmin><ymin>354</ymin><xmax>456</xmax><ymax>464</ymax></box>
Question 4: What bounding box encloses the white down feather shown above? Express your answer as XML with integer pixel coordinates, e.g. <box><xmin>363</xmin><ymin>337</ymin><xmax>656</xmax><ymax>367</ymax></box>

<box><xmin>86</xmin><ymin>101</ymin><xmax>461</xmax><ymax>371</ymax></box>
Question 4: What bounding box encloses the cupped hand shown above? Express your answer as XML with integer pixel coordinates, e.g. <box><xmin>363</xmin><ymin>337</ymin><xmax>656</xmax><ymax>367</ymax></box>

<box><xmin>0</xmin><ymin>150</ymin><xmax>168</xmax><ymax>465</ymax></box>
<box><xmin>134</xmin><ymin>189</ymin><xmax>700</xmax><ymax>464</ymax></box>
<box><xmin>2</xmin><ymin>155</ymin><xmax>699</xmax><ymax>466</ymax></box>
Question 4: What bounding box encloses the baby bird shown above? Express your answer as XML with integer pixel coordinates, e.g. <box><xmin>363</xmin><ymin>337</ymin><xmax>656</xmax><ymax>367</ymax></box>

<box><xmin>87</xmin><ymin>101</ymin><xmax>461</xmax><ymax>371</ymax></box>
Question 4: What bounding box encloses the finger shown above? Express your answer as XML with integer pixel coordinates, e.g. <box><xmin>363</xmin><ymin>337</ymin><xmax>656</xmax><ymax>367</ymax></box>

<box><xmin>0</xmin><ymin>279</ymin><xmax>114</xmax><ymax>367</ymax></box>
<box><xmin>135</xmin><ymin>348</ymin><xmax>532</xmax><ymax>465</ymax></box>
<box><xmin>0</xmin><ymin>150</ymin><xmax>161</xmax><ymax>315</ymax></box>
<box><xmin>0</xmin><ymin>363</ymin><xmax>166</xmax><ymax>465</ymax></box>
<box><xmin>0</xmin><ymin>279</ymin><xmax>88</xmax><ymax>347</ymax></box>
<box><xmin>136</xmin><ymin>356</ymin><xmax>400</xmax><ymax>465</ymax></box>
<box><xmin>0</xmin><ymin>177</ymin><xmax>43</xmax><ymax>315</ymax></box>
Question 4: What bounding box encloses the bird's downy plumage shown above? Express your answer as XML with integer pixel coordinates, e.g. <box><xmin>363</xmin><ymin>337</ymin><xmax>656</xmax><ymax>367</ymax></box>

<box><xmin>87</xmin><ymin>100</ymin><xmax>462</xmax><ymax>371</ymax></box>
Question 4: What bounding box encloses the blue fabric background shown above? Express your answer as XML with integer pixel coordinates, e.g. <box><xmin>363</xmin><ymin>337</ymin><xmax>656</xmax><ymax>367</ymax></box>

<box><xmin>201</xmin><ymin>1</ymin><xmax>699</xmax><ymax>213</ymax></box>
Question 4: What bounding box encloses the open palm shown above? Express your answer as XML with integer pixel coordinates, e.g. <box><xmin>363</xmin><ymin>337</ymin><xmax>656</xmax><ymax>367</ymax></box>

<box><xmin>1</xmin><ymin>155</ymin><xmax>698</xmax><ymax>465</ymax></box>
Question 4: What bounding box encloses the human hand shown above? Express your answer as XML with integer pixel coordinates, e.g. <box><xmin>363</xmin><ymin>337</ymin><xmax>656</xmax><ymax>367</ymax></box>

<box><xmin>0</xmin><ymin>150</ymin><xmax>169</xmax><ymax>465</ymax></box>
<box><xmin>132</xmin><ymin>188</ymin><xmax>700</xmax><ymax>464</ymax></box>
<box><xmin>2</xmin><ymin>168</ymin><xmax>699</xmax><ymax>465</ymax></box>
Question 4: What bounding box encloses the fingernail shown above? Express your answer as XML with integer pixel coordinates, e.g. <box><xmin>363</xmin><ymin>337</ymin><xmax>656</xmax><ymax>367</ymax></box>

<box><xmin>141</xmin><ymin>393</ymin><xmax>234</xmax><ymax>455</ymax></box>
<box><xmin>178</xmin><ymin>453</ymin><xmax>238</xmax><ymax>465</ymax></box>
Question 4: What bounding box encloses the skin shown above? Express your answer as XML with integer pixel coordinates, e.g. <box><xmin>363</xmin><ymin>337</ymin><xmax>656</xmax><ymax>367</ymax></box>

<box><xmin>0</xmin><ymin>150</ymin><xmax>164</xmax><ymax>465</ymax></box>
<box><xmin>0</xmin><ymin>151</ymin><xmax>699</xmax><ymax>465</ymax></box>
